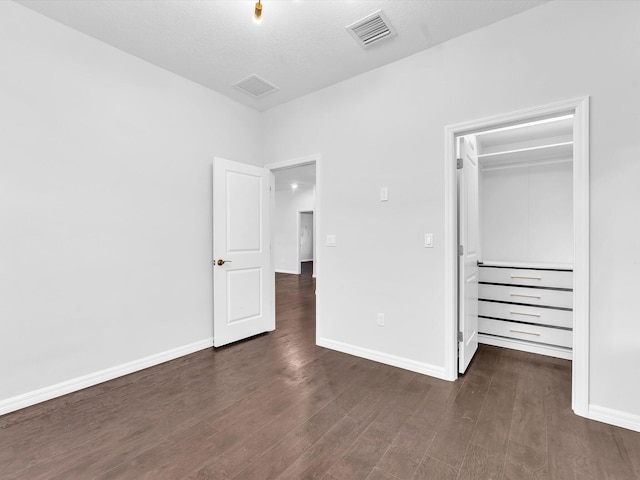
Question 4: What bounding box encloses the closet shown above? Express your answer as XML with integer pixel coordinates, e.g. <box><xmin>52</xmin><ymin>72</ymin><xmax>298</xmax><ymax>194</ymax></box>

<box><xmin>467</xmin><ymin>114</ymin><xmax>574</xmax><ymax>360</ymax></box>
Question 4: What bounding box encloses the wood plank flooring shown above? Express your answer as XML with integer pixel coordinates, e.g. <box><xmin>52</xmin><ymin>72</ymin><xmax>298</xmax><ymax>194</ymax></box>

<box><xmin>1</xmin><ymin>261</ymin><xmax>639</xmax><ymax>479</ymax></box>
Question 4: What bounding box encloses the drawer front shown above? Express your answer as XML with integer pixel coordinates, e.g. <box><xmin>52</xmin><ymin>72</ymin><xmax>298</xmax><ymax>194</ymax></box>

<box><xmin>479</xmin><ymin>284</ymin><xmax>573</xmax><ymax>309</ymax></box>
<box><xmin>479</xmin><ymin>300</ymin><xmax>573</xmax><ymax>329</ymax></box>
<box><xmin>479</xmin><ymin>267</ymin><xmax>572</xmax><ymax>289</ymax></box>
<box><xmin>479</xmin><ymin>317</ymin><xmax>572</xmax><ymax>348</ymax></box>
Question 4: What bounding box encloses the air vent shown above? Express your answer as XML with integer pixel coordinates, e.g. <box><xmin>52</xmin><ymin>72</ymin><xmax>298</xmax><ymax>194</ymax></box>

<box><xmin>234</xmin><ymin>74</ymin><xmax>279</xmax><ymax>98</ymax></box>
<box><xmin>346</xmin><ymin>10</ymin><xmax>396</xmax><ymax>48</ymax></box>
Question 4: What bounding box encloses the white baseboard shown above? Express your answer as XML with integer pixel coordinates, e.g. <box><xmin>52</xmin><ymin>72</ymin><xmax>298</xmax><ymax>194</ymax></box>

<box><xmin>275</xmin><ymin>269</ymin><xmax>300</xmax><ymax>275</ymax></box>
<box><xmin>0</xmin><ymin>337</ymin><xmax>213</xmax><ymax>417</ymax></box>
<box><xmin>589</xmin><ymin>404</ymin><xmax>640</xmax><ymax>433</ymax></box>
<box><xmin>317</xmin><ymin>337</ymin><xmax>448</xmax><ymax>381</ymax></box>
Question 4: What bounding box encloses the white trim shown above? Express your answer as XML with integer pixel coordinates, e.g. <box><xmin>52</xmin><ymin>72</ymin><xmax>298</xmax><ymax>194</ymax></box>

<box><xmin>0</xmin><ymin>338</ymin><xmax>213</xmax><ymax>416</ymax></box>
<box><xmin>267</xmin><ymin>154</ymin><xmax>322</xmax><ymax>341</ymax></box>
<box><xmin>269</xmin><ymin>171</ymin><xmax>276</xmax><ymax>327</ymax></box>
<box><xmin>444</xmin><ymin>120</ymin><xmax>459</xmax><ymax>381</ymax></box>
<box><xmin>571</xmin><ymin>98</ymin><xmax>590</xmax><ymax>418</ymax></box>
<box><xmin>589</xmin><ymin>405</ymin><xmax>640</xmax><ymax>433</ymax></box>
<box><xmin>478</xmin><ymin>334</ymin><xmax>572</xmax><ymax>360</ymax></box>
<box><xmin>275</xmin><ymin>269</ymin><xmax>300</xmax><ymax>275</ymax></box>
<box><xmin>296</xmin><ymin>210</ymin><xmax>301</xmax><ymax>274</ymax></box>
<box><xmin>265</xmin><ymin>154</ymin><xmax>319</xmax><ymax>171</ymax></box>
<box><xmin>317</xmin><ymin>337</ymin><xmax>448</xmax><ymax>380</ymax></box>
<box><xmin>444</xmin><ymin>98</ymin><xmax>590</xmax><ymax>408</ymax></box>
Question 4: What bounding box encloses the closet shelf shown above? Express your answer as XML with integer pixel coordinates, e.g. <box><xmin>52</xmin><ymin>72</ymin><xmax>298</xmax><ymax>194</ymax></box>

<box><xmin>479</xmin><ymin>141</ymin><xmax>573</xmax><ymax>168</ymax></box>
<box><xmin>480</xmin><ymin>260</ymin><xmax>573</xmax><ymax>270</ymax></box>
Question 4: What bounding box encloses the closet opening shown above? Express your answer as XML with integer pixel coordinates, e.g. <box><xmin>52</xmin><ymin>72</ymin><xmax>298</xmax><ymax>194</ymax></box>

<box><xmin>444</xmin><ymin>98</ymin><xmax>590</xmax><ymax>417</ymax></box>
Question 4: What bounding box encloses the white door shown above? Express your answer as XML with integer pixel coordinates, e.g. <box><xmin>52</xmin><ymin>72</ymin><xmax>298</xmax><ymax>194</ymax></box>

<box><xmin>213</xmin><ymin>157</ymin><xmax>274</xmax><ymax>347</ymax></box>
<box><xmin>458</xmin><ymin>136</ymin><xmax>479</xmax><ymax>373</ymax></box>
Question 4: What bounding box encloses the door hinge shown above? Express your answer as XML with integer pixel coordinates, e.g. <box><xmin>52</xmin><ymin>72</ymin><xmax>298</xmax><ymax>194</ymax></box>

<box><xmin>458</xmin><ymin>331</ymin><xmax>463</xmax><ymax>342</ymax></box>
<box><xmin>458</xmin><ymin>245</ymin><xmax>464</xmax><ymax>256</ymax></box>
<box><xmin>457</xmin><ymin>158</ymin><xmax>463</xmax><ymax>169</ymax></box>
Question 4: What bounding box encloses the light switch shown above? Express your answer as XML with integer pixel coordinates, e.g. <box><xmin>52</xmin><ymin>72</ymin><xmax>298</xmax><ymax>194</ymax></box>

<box><xmin>424</xmin><ymin>233</ymin><xmax>434</xmax><ymax>248</ymax></box>
<box><xmin>380</xmin><ymin>187</ymin><xmax>388</xmax><ymax>202</ymax></box>
<box><xmin>326</xmin><ymin>234</ymin><xmax>336</xmax><ymax>247</ymax></box>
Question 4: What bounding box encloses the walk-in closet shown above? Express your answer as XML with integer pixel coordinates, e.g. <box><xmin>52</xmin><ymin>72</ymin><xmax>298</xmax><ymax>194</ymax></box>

<box><xmin>465</xmin><ymin>114</ymin><xmax>574</xmax><ymax>359</ymax></box>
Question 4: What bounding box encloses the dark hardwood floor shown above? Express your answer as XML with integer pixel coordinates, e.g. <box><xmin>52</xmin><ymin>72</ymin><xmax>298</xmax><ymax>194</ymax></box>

<box><xmin>2</xmin><ymin>261</ymin><xmax>639</xmax><ymax>479</ymax></box>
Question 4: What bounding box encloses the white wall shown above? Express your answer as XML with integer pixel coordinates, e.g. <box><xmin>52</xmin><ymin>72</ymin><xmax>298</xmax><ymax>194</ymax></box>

<box><xmin>4</xmin><ymin>0</ymin><xmax>640</xmax><ymax>429</ymax></box>
<box><xmin>262</xmin><ymin>1</ymin><xmax>640</xmax><ymax>420</ymax></box>
<box><xmin>0</xmin><ymin>2</ymin><xmax>262</xmax><ymax>405</ymax></box>
<box><xmin>274</xmin><ymin>186</ymin><xmax>314</xmax><ymax>273</ymax></box>
<box><xmin>482</xmin><ymin>161</ymin><xmax>573</xmax><ymax>265</ymax></box>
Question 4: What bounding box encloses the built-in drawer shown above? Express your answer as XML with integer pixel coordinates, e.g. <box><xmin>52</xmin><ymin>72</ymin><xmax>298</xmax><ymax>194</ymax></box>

<box><xmin>479</xmin><ymin>284</ymin><xmax>573</xmax><ymax>309</ymax></box>
<box><xmin>479</xmin><ymin>267</ymin><xmax>573</xmax><ymax>289</ymax></box>
<box><xmin>479</xmin><ymin>300</ymin><xmax>572</xmax><ymax>329</ymax></box>
<box><xmin>479</xmin><ymin>317</ymin><xmax>572</xmax><ymax>348</ymax></box>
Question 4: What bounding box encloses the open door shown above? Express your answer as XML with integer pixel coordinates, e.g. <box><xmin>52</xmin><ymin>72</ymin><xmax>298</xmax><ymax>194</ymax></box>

<box><xmin>213</xmin><ymin>157</ymin><xmax>274</xmax><ymax>347</ymax></box>
<box><xmin>458</xmin><ymin>136</ymin><xmax>479</xmax><ymax>373</ymax></box>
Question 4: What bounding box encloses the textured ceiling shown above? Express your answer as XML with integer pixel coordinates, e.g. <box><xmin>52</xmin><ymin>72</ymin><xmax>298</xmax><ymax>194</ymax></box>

<box><xmin>16</xmin><ymin>0</ymin><xmax>549</xmax><ymax>112</ymax></box>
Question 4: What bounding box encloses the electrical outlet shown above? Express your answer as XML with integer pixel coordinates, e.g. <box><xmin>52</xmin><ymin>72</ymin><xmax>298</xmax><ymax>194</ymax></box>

<box><xmin>377</xmin><ymin>313</ymin><xmax>385</xmax><ymax>326</ymax></box>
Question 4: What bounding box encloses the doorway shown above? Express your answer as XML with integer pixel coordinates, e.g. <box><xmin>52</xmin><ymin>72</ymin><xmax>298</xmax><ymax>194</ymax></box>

<box><xmin>444</xmin><ymin>97</ymin><xmax>590</xmax><ymax>417</ymax></box>
<box><xmin>299</xmin><ymin>211</ymin><xmax>315</xmax><ymax>277</ymax></box>
<box><xmin>271</xmin><ymin>162</ymin><xmax>316</xmax><ymax>275</ymax></box>
<box><xmin>267</xmin><ymin>154</ymin><xmax>322</xmax><ymax>341</ymax></box>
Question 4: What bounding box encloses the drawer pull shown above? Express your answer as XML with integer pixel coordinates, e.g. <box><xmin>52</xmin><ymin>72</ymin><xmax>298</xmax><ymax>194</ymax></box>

<box><xmin>510</xmin><ymin>293</ymin><xmax>542</xmax><ymax>299</ymax></box>
<box><xmin>509</xmin><ymin>329</ymin><xmax>541</xmax><ymax>336</ymax></box>
<box><xmin>510</xmin><ymin>275</ymin><xmax>542</xmax><ymax>280</ymax></box>
<box><xmin>510</xmin><ymin>311</ymin><xmax>541</xmax><ymax>317</ymax></box>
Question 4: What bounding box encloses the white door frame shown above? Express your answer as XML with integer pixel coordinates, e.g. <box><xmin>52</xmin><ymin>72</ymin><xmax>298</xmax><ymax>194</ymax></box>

<box><xmin>443</xmin><ymin>97</ymin><xmax>590</xmax><ymax>417</ymax></box>
<box><xmin>265</xmin><ymin>154</ymin><xmax>322</xmax><ymax>341</ymax></box>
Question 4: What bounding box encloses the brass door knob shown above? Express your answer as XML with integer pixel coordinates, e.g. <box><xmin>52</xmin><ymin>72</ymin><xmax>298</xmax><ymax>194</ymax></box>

<box><xmin>217</xmin><ymin>259</ymin><xmax>232</xmax><ymax>266</ymax></box>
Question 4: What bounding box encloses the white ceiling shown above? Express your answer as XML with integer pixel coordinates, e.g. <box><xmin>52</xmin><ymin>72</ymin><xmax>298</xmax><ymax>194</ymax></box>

<box><xmin>16</xmin><ymin>0</ymin><xmax>549</xmax><ymax>112</ymax></box>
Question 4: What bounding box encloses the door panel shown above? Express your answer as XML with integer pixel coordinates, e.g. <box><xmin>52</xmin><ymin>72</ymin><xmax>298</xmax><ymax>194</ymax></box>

<box><xmin>226</xmin><ymin>171</ymin><xmax>262</xmax><ymax>252</ymax></box>
<box><xmin>227</xmin><ymin>267</ymin><xmax>263</xmax><ymax>324</ymax></box>
<box><xmin>213</xmin><ymin>157</ymin><xmax>273</xmax><ymax>347</ymax></box>
<box><xmin>458</xmin><ymin>136</ymin><xmax>480</xmax><ymax>373</ymax></box>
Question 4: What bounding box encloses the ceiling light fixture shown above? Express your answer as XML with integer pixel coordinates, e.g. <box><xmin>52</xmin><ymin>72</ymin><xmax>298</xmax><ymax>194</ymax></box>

<box><xmin>253</xmin><ymin>0</ymin><xmax>262</xmax><ymax>24</ymax></box>
<box><xmin>291</xmin><ymin>183</ymin><xmax>298</xmax><ymax>190</ymax></box>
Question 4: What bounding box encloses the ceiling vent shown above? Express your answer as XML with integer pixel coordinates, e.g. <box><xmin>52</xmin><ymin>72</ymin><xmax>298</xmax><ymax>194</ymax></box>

<box><xmin>234</xmin><ymin>74</ymin><xmax>279</xmax><ymax>98</ymax></box>
<box><xmin>346</xmin><ymin>10</ymin><xmax>396</xmax><ymax>48</ymax></box>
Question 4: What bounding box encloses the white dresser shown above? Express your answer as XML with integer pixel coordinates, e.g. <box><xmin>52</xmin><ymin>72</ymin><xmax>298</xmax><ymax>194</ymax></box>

<box><xmin>478</xmin><ymin>264</ymin><xmax>573</xmax><ymax>359</ymax></box>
